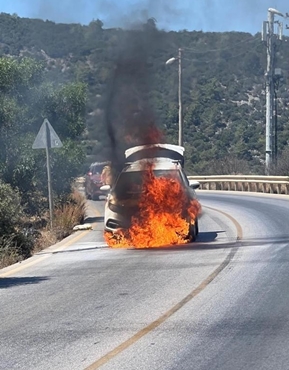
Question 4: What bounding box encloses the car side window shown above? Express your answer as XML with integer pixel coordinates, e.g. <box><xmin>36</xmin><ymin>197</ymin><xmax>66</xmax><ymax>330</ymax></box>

<box><xmin>92</xmin><ymin>166</ymin><xmax>100</xmax><ymax>175</ymax></box>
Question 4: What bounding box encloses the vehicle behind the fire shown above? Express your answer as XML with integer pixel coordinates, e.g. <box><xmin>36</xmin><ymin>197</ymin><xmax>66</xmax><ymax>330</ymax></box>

<box><xmin>101</xmin><ymin>144</ymin><xmax>201</xmax><ymax>247</ymax></box>
<box><xmin>85</xmin><ymin>162</ymin><xmax>109</xmax><ymax>200</ymax></box>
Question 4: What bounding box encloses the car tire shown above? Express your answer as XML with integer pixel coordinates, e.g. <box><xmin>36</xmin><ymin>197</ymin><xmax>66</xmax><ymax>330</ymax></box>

<box><xmin>188</xmin><ymin>219</ymin><xmax>198</xmax><ymax>242</ymax></box>
<box><xmin>195</xmin><ymin>218</ymin><xmax>199</xmax><ymax>236</ymax></box>
<box><xmin>92</xmin><ymin>195</ymin><xmax>99</xmax><ymax>201</ymax></box>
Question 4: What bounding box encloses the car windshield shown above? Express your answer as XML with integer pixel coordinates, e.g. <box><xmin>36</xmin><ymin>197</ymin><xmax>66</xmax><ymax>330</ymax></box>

<box><xmin>113</xmin><ymin>169</ymin><xmax>182</xmax><ymax>200</ymax></box>
<box><xmin>91</xmin><ymin>165</ymin><xmax>103</xmax><ymax>175</ymax></box>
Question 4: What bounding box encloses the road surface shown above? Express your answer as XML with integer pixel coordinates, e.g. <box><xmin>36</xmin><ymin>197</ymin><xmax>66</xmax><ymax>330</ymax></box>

<box><xmin>1</xmin><ymin>191</ymin><xmax>289</xmax><ymax>370</ymax></box>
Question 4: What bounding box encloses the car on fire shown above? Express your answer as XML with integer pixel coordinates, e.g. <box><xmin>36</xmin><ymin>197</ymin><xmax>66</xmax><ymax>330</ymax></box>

<box><xmin>84</xmin><ymin>161</ymin><xmax>109</xmax><ymax>200</ymax></box>
<box><xmin>100</xmin><ymin>144</ymin><xmax>200</xmax><ymax>243</ymax></box>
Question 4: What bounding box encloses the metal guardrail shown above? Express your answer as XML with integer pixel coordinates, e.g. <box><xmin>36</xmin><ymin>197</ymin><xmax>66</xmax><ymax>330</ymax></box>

<box><xmin>75</xmin><ymin>175</ymin><xmax>289</xmax><ymax>195</ymax></box>
<box><xmin>188</xmin><ymin>175</ymin><xmax>289</xmax><ymax>195</ymax></box>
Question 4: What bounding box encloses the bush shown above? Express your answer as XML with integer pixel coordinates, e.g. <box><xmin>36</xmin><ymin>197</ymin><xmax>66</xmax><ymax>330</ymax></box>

<box><xmin>0</xmin><ymin>181</ymin><xmax>23</xmax><ymax>233</ymax></box>
<box><xmin>0</xmin><ymin>181</ymin><xmax>40</xmax><ymax>268</ymax></box>
<box><xmin>0</xmin><ymin>231</ymin><xmax>37</xmax><ymax>268</ymax></box>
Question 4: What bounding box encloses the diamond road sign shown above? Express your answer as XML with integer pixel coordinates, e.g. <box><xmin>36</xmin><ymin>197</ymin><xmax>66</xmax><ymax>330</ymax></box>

<box><xmin>32</xmin><ymin>119</ymin><xmax>63</xmax><ymax>149</ymax></box>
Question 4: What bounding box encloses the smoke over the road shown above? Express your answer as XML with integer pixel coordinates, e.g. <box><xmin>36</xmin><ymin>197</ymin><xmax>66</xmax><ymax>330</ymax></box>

<box><xmin>103</xmin><ymin>20</ymin><xmax>165</xmax><ymax>168</ymax></box>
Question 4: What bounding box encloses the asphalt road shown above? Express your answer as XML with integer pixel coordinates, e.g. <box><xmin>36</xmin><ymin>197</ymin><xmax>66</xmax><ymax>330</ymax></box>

<box><xmin>1</xmin><ymin>191</ymin><xmax>289</xmax><ymax>370</ymax></box>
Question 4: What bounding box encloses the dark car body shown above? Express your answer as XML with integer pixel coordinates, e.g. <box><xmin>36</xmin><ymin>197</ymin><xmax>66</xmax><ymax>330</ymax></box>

<box><xmin>84</xmin><ymin>162</ymin><xmax>108</xmax><ymax>200</ymax></box>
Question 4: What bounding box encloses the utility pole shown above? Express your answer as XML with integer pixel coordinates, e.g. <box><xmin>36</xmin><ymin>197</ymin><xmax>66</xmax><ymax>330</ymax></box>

<box><xmin>273</xmin><ymin>67</ymin><xmax>282</xmax><ymax>166</ymax></box>
<box><xmin>178</xmin><ymin>48</ymin><xmax>183</xmax><ymax>147</ymax></box>
<box><xmin>262</xmin><ymin>8</ymin><xmax>284</xmax><ymax>175</ymax></box>
<box><xmin>266</xmin><ymin>10</ymin><xmax>275</xmax><ymax>172</ymax></box>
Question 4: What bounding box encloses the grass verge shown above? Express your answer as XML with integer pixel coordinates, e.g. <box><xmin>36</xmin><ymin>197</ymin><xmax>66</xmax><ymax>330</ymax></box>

<box><xmin>0</xmin><ymin>190</ymin><xmax>87</xmax><ymax>269</ymax></box>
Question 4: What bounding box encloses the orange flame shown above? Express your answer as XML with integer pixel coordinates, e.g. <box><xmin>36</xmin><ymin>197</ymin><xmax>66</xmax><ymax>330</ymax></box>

<box><xmin>105</xmin><ymin>164</ymin><xmax>201</xmax><ymax>248</ymax></box>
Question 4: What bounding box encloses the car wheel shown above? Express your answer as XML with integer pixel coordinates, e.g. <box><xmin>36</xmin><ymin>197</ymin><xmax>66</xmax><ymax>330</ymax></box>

<box><xmin>195</xmin><ymin>218</ymin><xmax>199</xmax><ymax>236</ymax></box>
<box><xmin>92</xmin><ymin>195</ymin><xmax>99</xmax><ymax>201</ymax></box>
<box><xmin>188</xmin><ymin>219</ymin><xmax>198</xmax><ymax>242</ymax></box>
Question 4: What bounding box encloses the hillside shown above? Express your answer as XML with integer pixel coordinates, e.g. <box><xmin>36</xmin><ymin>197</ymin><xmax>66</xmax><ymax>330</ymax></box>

<box><xmin>1</xmin><ymin>12</ymin><xmax>289</xmax><ymax>175</ymax></box>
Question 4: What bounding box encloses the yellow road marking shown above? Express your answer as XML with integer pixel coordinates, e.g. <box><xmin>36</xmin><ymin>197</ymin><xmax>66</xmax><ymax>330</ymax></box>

<box><xmin>203</xmin><ymin>205</ymin><xmax>243</xmax><ymax>240</ymax></box>
<box><xmin>85</xmin><ymin>207</ymin><xmax>242</xmax><ymax>370</ymax></box>
<box><xmin>0</xmin><ymin>255</ymin><xmax>48</xmax><ymax>278</ymax></box>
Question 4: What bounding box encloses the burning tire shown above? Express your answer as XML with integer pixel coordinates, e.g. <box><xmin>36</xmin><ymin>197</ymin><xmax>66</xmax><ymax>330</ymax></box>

<box><xmin>188</xmin><ymin>218</ymin><xmax>199</xmax><ymax>242</ymax></box>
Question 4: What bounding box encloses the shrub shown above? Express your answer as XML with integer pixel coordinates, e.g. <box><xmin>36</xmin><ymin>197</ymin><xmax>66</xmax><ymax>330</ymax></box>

<box><xmin>0</xmin><ymin>181</ymin><xmax>23</xmax><ymax>234</ymax></box>
<box><xmin>0</xmin><ymin>231</ymin><xmax>36</xmax><ymax>268</ymax></box>
<box><xmin>0</xmin><ymin>181</ymin><xmax>40</xmax><ymax>268</ymax></box>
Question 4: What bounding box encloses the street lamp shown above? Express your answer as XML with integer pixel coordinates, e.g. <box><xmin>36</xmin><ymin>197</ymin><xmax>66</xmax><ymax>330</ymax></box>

<box><xmin>166</xmin><ymin>48</ymin><xmax>183</xmax><ymax>147</ymax></box>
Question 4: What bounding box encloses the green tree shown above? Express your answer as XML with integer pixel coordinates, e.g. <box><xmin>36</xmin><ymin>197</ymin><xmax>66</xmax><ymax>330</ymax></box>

<box><xmin>0</xmin><ymin>56</ymin><xmax>87</xmax><ymax>216</ymax></box>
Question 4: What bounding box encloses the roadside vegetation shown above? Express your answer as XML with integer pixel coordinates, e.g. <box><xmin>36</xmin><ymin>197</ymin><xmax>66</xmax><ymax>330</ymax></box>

<box><xmin>0</xmin><ymin>56</ymin><xmax>87</xmax><ymax>268</ymax></box>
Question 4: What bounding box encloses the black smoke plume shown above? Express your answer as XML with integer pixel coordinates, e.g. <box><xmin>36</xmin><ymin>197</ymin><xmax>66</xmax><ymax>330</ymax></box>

<box><xmin>104</xmin><ymin>19</ymin><xmax>165</xmax><ymax>171</ymax></box>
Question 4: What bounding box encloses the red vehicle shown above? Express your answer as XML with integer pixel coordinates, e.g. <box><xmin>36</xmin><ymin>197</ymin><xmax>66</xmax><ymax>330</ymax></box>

<box><xmin>84</xmin><ymin>162</ymin><xmax>108</xmax><ymax>200</ymax></box>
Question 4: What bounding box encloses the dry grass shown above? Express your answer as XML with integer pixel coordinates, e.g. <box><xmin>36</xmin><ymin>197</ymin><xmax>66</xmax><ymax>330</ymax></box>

<box><xmin>53</xmin><ymin>190</ymin><xmax>87</xmax><ymax>240</ymax></box>
<box><xmin>0</xmin><ymin>190</ymin><xmax>87</xmax><ymax>269</ymax></box>
<box><xmin>0</xmin><ymin>234</ymin><xmax>27</xmax><ymax>269</ymax></box>
<box><xmin>0</xmin><ymin>254</ymin><xmax>19</xmax><ymax>269</ymax></box>
<box><xmin>32</xmin><ymin>229</ymin><xmax>57</xmax><ymax>254</ymax></box>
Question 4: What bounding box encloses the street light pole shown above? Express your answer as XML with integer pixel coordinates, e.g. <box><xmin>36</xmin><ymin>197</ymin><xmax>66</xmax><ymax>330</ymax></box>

<box><xmin>165</xmin><ymin>49</ymin><xmax>183</xmax><ymax>147</ymax></box>
<box><xmin>178</xmin><ymin>48</ymin><xmax>183</xmax><ymax>147</ymax></box>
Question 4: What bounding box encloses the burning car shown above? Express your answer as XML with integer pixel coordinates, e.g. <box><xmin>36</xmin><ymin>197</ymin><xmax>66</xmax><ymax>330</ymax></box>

<box><xmin>101</xmin><ymin>144</ymin><xmax>201</xmax><ymax>248</ymax></box>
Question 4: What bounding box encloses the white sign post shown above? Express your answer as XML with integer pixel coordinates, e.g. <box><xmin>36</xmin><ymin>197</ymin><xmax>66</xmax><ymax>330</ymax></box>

<box><xmin>32</xmin><ymin>119</ymin><xmax>63</xmax><ymax>229</ymax></box>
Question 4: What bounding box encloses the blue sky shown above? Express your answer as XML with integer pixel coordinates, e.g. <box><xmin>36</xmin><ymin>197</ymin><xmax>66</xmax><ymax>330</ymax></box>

<box><xmin>0</xmin><ymin>0</ymin><xmax>288</xmax><ymax>34</ymax></box>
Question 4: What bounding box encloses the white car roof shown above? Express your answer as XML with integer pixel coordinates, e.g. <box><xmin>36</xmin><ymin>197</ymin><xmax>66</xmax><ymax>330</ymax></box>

<box><xmin>125</xmin><ymin>143</ymin><xmax>185</xmax><ymax>159</ymax></box>
<box><xmin>122</xmin><ymin>158</ymin><xmax>181</xmax><ymax>173</ymax></box>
